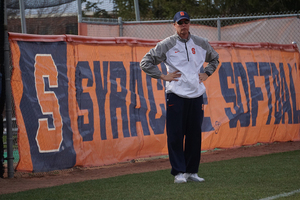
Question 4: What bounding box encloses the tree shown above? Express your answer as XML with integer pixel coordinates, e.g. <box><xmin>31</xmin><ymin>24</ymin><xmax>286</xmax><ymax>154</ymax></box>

<box><xmin>112</xmin><ymin>0</ymin><xmax>220</xmax><ymax>19</ymax></box>
<box><xmin>112</xmin><ymin>0</ymin><xmax>300</xmax><ymax>20</ymax></box>
<box><xmin>82</xmin><ymin>0</ymin><xmax>112</xmax><ymax>18</ymax></box>
<box><xmin>214</xmin><ymin>0</ymin><xmax>300</xmax><ymax>15</ymax></box>
<box><xmin>112</xmin><ymin>0</ymin><xmax>152</xmax><ymax>20</ymax></box>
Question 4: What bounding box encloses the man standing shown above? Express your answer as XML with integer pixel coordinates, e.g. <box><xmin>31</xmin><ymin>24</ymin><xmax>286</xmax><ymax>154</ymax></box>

<box><xmin>140</xmin><ymin>11</ymin><xmax>219</xmax><ymax>183</ymax></box>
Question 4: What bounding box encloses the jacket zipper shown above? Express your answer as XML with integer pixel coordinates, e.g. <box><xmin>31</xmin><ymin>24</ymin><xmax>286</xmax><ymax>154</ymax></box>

<box><xmin>185</xmin><ymin>42</ymin><xmax>189</xmax><ymax>61</ymax></box>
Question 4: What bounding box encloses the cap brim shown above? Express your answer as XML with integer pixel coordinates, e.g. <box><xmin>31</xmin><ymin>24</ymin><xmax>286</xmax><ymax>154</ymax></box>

<box><xmin>176</xmin><ymin>17</ymin><xmax>189</xmax><ymax>22</ymax></box>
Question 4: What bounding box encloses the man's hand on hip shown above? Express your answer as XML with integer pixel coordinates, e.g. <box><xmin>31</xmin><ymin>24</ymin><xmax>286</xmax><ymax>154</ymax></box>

<box><xmin>199</xmin><ymin>73</ymin><xmax>208</xmax><ymax>83</ymax></box>
<box><xmin>160</xmin><ymin>70</ymin><xmax>181</xmax><ymax>81</ymax></box>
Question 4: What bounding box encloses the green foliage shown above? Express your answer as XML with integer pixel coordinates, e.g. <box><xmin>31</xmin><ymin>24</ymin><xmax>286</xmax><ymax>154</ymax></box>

<box><xmin>204</xmin><ymin>0</ymin><xmax>300</xmax><ymax>15</ymax></box>
<box><xmin>1</xmin><ymin>150</ymin><xmax>300</xmax><ymax>200</ymax></box>
<box><xmin>82</xmin><ymin>0</ymin><xmax>300</xmax><ymax>19</ymax></box>
<box><xmin>111</xmin><ymin>0</ymin><xmax>300</xmax><ymax>19</ymax></box>
<box><xmin>82</xmin><ymin>0</ymin><xmax>112</xmax><ymax>18</ymax></box>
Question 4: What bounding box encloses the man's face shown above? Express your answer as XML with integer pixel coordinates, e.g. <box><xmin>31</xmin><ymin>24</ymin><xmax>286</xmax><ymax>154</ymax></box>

<box><xmin>174</xmin><ymin>19</ymin><xmax>190</xmax><ymax>38</ymax></box>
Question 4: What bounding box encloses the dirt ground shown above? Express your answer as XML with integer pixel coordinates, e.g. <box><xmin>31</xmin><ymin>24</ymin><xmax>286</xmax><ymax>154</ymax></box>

<box><xmin>0</xmin><ymin>141</ymin><xmax>300</xmax><ymax>195</ymax></box>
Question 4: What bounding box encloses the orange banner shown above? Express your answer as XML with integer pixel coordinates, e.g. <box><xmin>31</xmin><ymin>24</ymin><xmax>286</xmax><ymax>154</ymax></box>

<box><xmin>203</xmin><ymin>42</ymin><xmax>300</xmax><ymax>149</ymax></box>
<box><xmin>9</xmin><ymin>33</ymin><xmax>300</xmax><ymax>172</ymax></box>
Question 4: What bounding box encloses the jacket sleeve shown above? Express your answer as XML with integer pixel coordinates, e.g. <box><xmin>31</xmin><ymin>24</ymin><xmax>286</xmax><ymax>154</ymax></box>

<box><xmin>204</xmin><ymin>41</ymin><xmax>219</xmax><ymax>76</ymax></box>
<box><xmin>140</xmin><ymin>42</ymin><xmax>167</xmax><ymax>79</ymax></box>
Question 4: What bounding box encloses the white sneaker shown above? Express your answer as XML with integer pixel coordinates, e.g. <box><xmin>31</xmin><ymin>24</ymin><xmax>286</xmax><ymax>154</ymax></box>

<box><xmin>184</xmin><ymin>173</ymin><xmax>205</xmax><ymax>182</ymax></box>
<box><xmin>174</xmin><ymin>173</ymin><xmax>187</xmax><ymax>183</ymax></box>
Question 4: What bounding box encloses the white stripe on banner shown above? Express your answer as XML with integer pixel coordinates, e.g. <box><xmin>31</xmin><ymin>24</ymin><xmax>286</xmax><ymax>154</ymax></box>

<box><xmin>259</xmin><ymin>189</ymin><xmax>300</xmax><ymax>200</ymax></box>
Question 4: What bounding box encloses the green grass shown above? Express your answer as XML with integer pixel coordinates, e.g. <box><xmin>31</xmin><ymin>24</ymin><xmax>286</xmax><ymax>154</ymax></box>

<box><xmin>281</xmin><ymin>193</ymin><xmax>300</xmax><ymax>200</ymax></box>
<box><xmin>1</xmin><ymin>150</ymin><xmax>300</xmax><ymax>200</ymax></box>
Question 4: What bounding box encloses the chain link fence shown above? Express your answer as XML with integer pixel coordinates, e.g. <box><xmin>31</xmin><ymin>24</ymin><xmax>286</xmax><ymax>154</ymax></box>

<box><xmin>6</xmin><ymin>10</ymin><xmax>300</xmax><ymax>45</ymax></box>
<box><xmin>6</xmin><ymin>0</ymin><xmax>79</xmax><ymax>35</ymax></box>
<box><xmin>81</xmin><ymin>11</ymin><xmax>300</xmax><ymax>46</ymax></box>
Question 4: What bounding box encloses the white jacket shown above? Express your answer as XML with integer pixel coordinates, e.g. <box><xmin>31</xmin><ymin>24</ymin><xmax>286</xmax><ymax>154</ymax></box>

<box><xmin>140</xmin><ymin>32</ymin><xmax>219</xmax><ymax>98</ymax></box>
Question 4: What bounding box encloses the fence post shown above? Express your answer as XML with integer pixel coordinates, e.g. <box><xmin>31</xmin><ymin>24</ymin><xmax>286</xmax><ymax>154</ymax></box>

<box><xmin>4</xmin><ymin>24</ymin><xmax>14</xmax><ymax>179</ymax></box>
<box><xmin>118</xmin><ymin>17</ymin><xmax>123</xmax><ymax>37</ymax></box>
<box><xmin>19</xmin><ymin>0</ymin><xmax>26</xmax><ymax>33</ymax></box>
<box><xmin>77</xmin><ymin>0</ymin><xmax>82</xmax><ymax>23</ymax></box>
<box><xmin>217</xmin><ymin>17</ymin><xmax>221</xmax><ymax>41</ymax></box>
<box><xmin>134</xmin><ymin>0</ymin><xmax>140</xmax><ymax>21</ymax></box>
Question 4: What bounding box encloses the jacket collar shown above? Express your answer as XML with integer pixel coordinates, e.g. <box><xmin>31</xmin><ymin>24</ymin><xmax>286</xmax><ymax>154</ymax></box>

<box><xmin>175</xmin><ymin>32</ymin><xmax>191</xmax><ymax>42</ymax></box>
